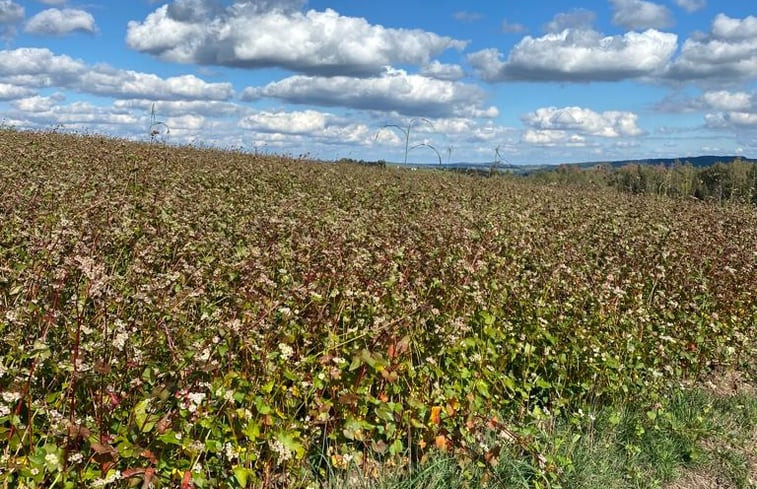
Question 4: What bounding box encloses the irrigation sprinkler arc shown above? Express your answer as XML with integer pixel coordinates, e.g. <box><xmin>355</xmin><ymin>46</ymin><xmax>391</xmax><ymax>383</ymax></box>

<box><xmin>410</xmin><ymin>142</ymin><xmax>442</xmax><ymax>166</ymax></box>
<box><xmin>148</xmin><ymin>103</ymin><xmax>170</xmax><ymax>142</ymax></box>
<box><xmin>375</xmin><ymin>117</ymin><xmax>436</xmax><ymax>165</ymax></box>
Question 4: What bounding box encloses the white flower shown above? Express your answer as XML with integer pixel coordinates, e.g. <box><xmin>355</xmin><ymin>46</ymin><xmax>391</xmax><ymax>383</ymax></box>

<box><xmin>198</xmin><ymin>348</ymin><xmax>211</xmax><ymax>362</ymax></box>
<box><xmin>278</xmin><ymin>343</ymin><xmax>294</xmax><ymax>361</ymax></box>
<box><xmin>45</xmin><ymin>452</ymin><xmax>60</xmax><ymax>468</ymax></box>
<box><xmin>185</xmin><ymin>392</ymin><xmax>205</xmax><ymax>413</ymax></box>
<box><xmin>90</xmin><ymin>470</ymin><xmax>121</xmax><ymax>487</ymax></box>
<box><xmin>269</xmin><ymin>439</ymin><xmax>293</xmax><ymax>463</ymax></box>
<box><xmin>113</xmin><ymin>331</ymin><xmax>129</xmax><ymax>351</ymax></box>
<box><xmin>224</xmin><ymin>442</ymin><xmax>240</xmax><ymax>461</ymax></box>
<box><xmin>2</xmin><ymin>391</ymin><xmax>21</xmax><ymax>404</ymax></box>
<box><xmin>68</xmin><ymin>453</ymin><xmax>84</xmax><ymax>464</ymax></box>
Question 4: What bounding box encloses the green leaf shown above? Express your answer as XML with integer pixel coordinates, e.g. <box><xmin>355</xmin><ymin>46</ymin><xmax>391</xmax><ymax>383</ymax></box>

<box><xmin>608</xmin><ymin>411</ymin><xmax>622</xmax><ymax>426</ymax></box>
<box><xmin>389</xmin><ymin>438</ymin><xmax>404</xmax><ymax>456</ymax></box>
<box><xmin>342</xmin><ymin>418</ymin><xmax>364</xmax><ymax>441</ymax></box>
<box><xmin>349</xmin><ymin>355</ymin><xmax>363</xmax><ymax>371</ymax></box>
<box><xmin>275</xmin><ymin>431</ymin><xmax>305</xmax><ymax>459</ymax></box>
<box><xmin>157</xmin><ymin>431</ymin><xmax>183</xmax><ymax>446</ymax></box>
<box><xmin>133</xmin><ymin>398</ymin><xmax>156</xmax><ymax>433</ymax></box>
<box><xmin>479</xmin><ymin>310</ymin><xmax>495</xmax><ymax>327</ymax></box>
<box><xmin>605</xmin><ymin>356</ymin><xmax>620</xmax><ymax>369</ymax></box>
<box><xmin>261</xmin><ymin>380</ymin><xmax>275</xmax><ymax>394</ymax></box>
<box><xmin>243</xmin><ymin>421</ymin><xmax>260</xmax><ymax>441</ymax></box>
<box><xmin>233</xmin><ymin>466</ymin><xmax>251</xmax><ymax>486</ymax></box>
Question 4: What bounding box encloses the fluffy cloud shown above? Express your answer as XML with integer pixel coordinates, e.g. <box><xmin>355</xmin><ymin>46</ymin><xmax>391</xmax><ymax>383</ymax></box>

<box><xmin>705</xmin><ymin>112</ymin><xmax>757</xmax><ymax>128</ymax></box>
<box><xmin>655</xmin><ymin>89</ymin><xmax>757</xmax><ymax>129</ymax></box>
<box><xmin>113</xmin><ymin>99</ymin><xmax>244</xmax><ymax>117</ymax></box>
<box><xmin>702</xmin><ymin>90</ymin><xmax>753</xmax><ymax>111</ymax></box>
<box><xmin>126</xmin><ymin>0</ymin><xmax>466</xmax><ymax>76</ymax></box>
<box><xmin>710</xmin><ymin>13</ymin><xmax>757</xmax><ymax>40</ymax></box>
<box><xmin>468</xmin><ymin>29</ymin><xmax>677</xmax><ymax>82</ymax></box>
<box><xmin>10</xmin><ymin>99</ymin><xmax>140</xmax><ymax>127</ymax></box>
<box><xmin>0</xmin><ymin>82</ymin><xmax>34</xmax><ymax>100</ymax></box>
<box><xmin>11</xmin><ymin>94</ymin><xmax>64</xmax><ymax>112</ymax></box>
<box><xmin>674</xmin><ymin>0</ymin><xmax>706</xmax><ymax>13</ymax></box>
<box><xmin>610</xmin><ymin>0</ymin><xmax>673</xmax><ymax>30</ymax></box>
<box><xmin>523</xmin><ymin>106</ymin><xmax>645</xmax><ymax>138</ymax></box>
<box><xmin>0</xmin><ymin>47</ymin><xmax>82</xmax><ymax>86</ymax></box>
<box><xmin>420</xmin><ymin>61</ymin><xmax>465</xmax><ymax>81</ymax></box>
<box><xmin>666</xmin><ymin>14</ymin><xmax>757</xmax><ymax>81</ymax></box>
<box><xmin>522</xmin><ymin>130</ymin><xmax>587</xmax><ymax>147</ymax></box>
<box><xmin>78</xmin><ymin>69</ymin><xmax>232</xmax><ymax>101</ymax></box>
<box><xmin>0</xmin><ymin>0</ymin><xmax>23</xmax><ymax>39</ymax></box>
<box><xmin>655</xmin><ymin>89</ymin><xmax>755</xmax><ymax>114</ymax></box>
<box><xmin>25</xmin><ymin>8</ymin><xmax>97</xmax><ymax>35</ymax></box>
<box><xmin>700</xmin><ymin>89</ymin><xmax>757</xmax><ymax>128</ymax></box>
<box><xmin>0</xmin><ymin>0</ymin><xmax>22</xmax><ymax>23</ymax></box>
<box><xmin>240</xmin><ymin>109</ymin><xmax>328</xmax><ymax>135</ymax></box>
<box><xmin>238</xmin><ymin>108</ymin><xmax>375</xmax><ymax>148</ymax></box>
<box><xmin>243</xmin><ymin>68</ymin><xmax>498</xmax><ymax>118</ymax></box>
<box><xmin>0</xmin><ymin>48</ymin><xmax>233</xmax><ymax>100</ymax></box>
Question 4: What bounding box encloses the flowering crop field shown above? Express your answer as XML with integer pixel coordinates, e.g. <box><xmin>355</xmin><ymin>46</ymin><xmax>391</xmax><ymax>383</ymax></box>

<box><xmin>1</xmin><ymin>131</ymin><xmax>755</xmax><ymax>488</ymax></box>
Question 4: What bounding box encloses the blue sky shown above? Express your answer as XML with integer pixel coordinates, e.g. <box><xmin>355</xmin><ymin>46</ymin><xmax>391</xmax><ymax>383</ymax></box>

<box><xmin>0</xmin><ymin>0</ymin><xmax>755</xmax><ymax>164</ymax></box>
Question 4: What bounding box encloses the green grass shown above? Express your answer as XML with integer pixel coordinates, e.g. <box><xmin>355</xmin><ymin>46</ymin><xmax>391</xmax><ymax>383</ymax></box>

<box><xmin>335</xmin><ymin>384</ymin><xmax>756</xmax><ymax>489</ymax></box>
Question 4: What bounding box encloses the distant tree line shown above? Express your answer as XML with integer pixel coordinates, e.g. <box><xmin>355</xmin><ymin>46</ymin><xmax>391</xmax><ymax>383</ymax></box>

<box><xmin>336</xmin><ymin>157</ymin><xmax>387</xmax><ymax>168</ymax></box>
<box><xmin>526</xmin><ymin>160</ymin><xmax>757</xmax><ymax>205</ymax></box>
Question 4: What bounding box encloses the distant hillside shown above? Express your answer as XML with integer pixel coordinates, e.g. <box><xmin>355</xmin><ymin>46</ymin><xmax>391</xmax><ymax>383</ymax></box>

<box><xmin>390</xmin><ymin>155</ymin><xmax>756</xmax><ymax>175</ymax></box>
<box><xmin>567</xmin><ymin>155</ymin><xmax>757</xmax><ymax>169</ymax></box>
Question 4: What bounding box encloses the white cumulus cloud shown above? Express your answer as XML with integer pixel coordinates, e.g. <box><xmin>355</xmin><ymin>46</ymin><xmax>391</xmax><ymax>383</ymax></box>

<box><xmin>705</xmin><ymin>112</ymin><xmax>757</xmax><ymax>128</ymax></box>
<box><xmin>666</xmin><ymin>14</ymin><xmax>757</xmax><ymax>81</ymax></box>
<box><xmin>238</xmin><ymin>108</ymin><xmax>375</xmax><ymax>147</ymax></box>
<box><xmin>0</xmin><ymin>0</ymin><xmax>23</xmax><ymax>39</ymax></box>
<box><xmin>0</xmin><ymin>48</ymin><xmax>233</xmax><ymax>101</ymax></box>
<box><xmin>126</xmin><ymin>0</ymin><xmax>466</xmax><ymax>76</ymax></box>
<box><xmin>240</xmin><ymin>109</ymin><xmax>328</xmax><ymax>134</ymax></box>
<box><xmin>243</xmin><ymin>68</ymin><xmax>498</xmax><ymax>118</ymax></box>
<box><xmin>25</xmin><ymin>8</ymin><xmax>97</xmax><ymax>35</ymax></box>
<box><xmin>11</xmin><ymin>94</ymin><xmax>64</xmax><ymax>112</ymax></box>
<box><xmin>0</xmin><ymin>82</ymin><xmax>34</xmax><ymax>100</ymax></box>
<box><xmin>113</xmin><ymin>99</ymin><xmax>244</xmax><ymax>117</ymax></box>
<box><xmin>701</xmin><ymin>89</ymin><xmax>757</xmax><ymax>128</ymax></box>
<box><xmin>468</xmin><ymin>29</ymin><xmax>677</xmax><ymax>82</ymax></box>
<box><xmin>702</xmin><ymin>90</ymin><xmax>753</xmax><ymax>111</ymax></box>
<box><xmin>420</xmin><ymin>61</ymin><xmax>465</xmax><ymax>81</ymax></box>
<box><xmin>523</xmin><ymin>106</ymin><xmax>645</xmax><ymax>138</ymax></box>
<box><xmin>522</xmin><ymin>130</ymin><xmax>587</xmax><ymax>147</ymax></box>
<box><xmin>0</xmin><ymin>0</ymin><xmax>22</xmax><ymax>23</ymax></box>
<box><xmin>610</xmin><ymin>0</ymin><xmax>673</xmax><ymax>30</ymax></box>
